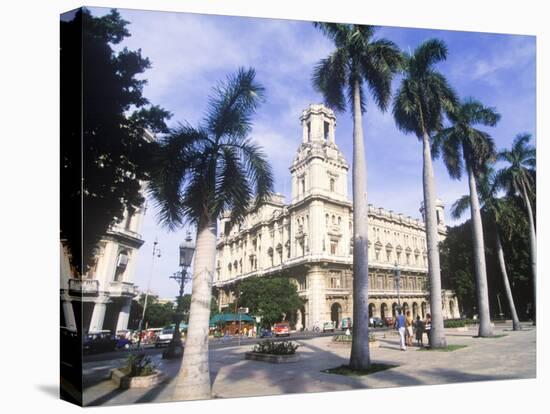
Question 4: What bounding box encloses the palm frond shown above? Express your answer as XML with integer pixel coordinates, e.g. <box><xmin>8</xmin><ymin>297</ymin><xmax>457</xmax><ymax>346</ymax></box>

<box><xmin>146</xmin><ymin>124</ymin><xmax>206</xmax><ymax>230</ymax></box>
<box><xmin>462</xmin><ymin>98</ymin><xmax>501</xmax><ymax>127</ymax></box>
<box><xmin>312</xmin><ymin>22</ymin><xmax>350</xmax><ymax>48</ymax></box>
<box><xmin>215</xmin><ymin>146</ymin><xmax>253</xmax><ymax>224</ymax></box>
<box><xmin>361</xmin><ymin>38</ymin><xmax>402</xmax><ymax>111</ymax></box>
<box><xmin>451</xmin><ymin>195</ymin><xmax>470</xmax><ymax>220</ymax></box>
<box><xmin>205</xmin><ymin>67</ymin><xmax>265</xmax><ymax>141</ymax></box>
<box><xmin>410</xmin><ymin>38</ymin><xmax>448</xmax><ymax>76</ymax></box>
<box><xmin>312</xmin><ymin>48</ymin><xmax>348</xmax><ymax>112</ymax></box>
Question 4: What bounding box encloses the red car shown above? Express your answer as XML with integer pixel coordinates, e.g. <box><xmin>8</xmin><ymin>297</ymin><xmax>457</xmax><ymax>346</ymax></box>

<box><xmin>273</xmin><ymin>322</ymin><xmax>290</xmax><ymax>337</ymax></box>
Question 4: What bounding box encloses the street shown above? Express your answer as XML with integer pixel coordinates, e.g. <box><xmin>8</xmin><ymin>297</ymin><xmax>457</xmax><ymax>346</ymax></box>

<box><xmin>81</xmin><ymin>322</ymin><xmax>536</xmax><ymax>406</ymax></box>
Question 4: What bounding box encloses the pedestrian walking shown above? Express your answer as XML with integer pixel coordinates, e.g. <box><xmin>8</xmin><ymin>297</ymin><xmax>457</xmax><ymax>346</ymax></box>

<box><xmin>405</xmin><ymin>310</ymin><xmax>414</xmax><ymax>347</ymax></box>
<box><xmin>394</xmin><ymin>309</ymin><xmax>407</xmax><ymax>351</ymax></box>
<box><xmin>414</xmin><ymin>315</ymin><xmax>424</xmax><ymax>347</ymax></box>
<box><xmin>424</xmin><ymin>313</ymin><xmax>432</xmax><ymax>348</ymax></box>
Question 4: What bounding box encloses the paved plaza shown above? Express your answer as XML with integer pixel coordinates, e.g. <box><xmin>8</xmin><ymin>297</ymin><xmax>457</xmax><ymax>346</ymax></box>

<box><xmin>82</xmin><ymin>323</ymin><xmax>536</xmax><ymax>406</ymax></box>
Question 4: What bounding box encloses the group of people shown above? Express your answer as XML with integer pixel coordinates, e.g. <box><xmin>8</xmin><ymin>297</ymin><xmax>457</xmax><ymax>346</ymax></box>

<box><xmin>394</xmin><ymin>309</ymin><xmax>432</xmax><ymax>351</ymax></box>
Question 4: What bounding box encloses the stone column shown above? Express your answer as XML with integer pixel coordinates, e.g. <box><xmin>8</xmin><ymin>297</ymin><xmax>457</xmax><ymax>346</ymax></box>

<box><xmin>116</xmin><ymin>299</ymin><xmax>132</xmax><ymax>332</ymax></box>
<box><xmin>307</xmin><ymin>265</ymin><xmax>326</xmax><ymax>328</ymax></box>
<box><xmin>295</xmin><ymin>308</ymin><xmax>303</xmax><ymax>331</ymax></box>
<box><xmin>62</xmin><ymin>300</ymin><xmax>77</xmax><ymax>331</ymax></box>
<box><xmin>89</xmin><ymin>299</ymin><xmax>108</xmax><ymax>332</ymax></box>
<box><xmin>373</xmin><ymin>300</ymin><xmax>382</xmax><ymax>318</ymax></box>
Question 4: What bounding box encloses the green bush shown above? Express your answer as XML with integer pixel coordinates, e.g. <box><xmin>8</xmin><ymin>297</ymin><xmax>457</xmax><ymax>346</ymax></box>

<box><xmin>253</xmin><ymin>340</ymin><xmax>299</xmax><ymax>355</ymax></box>
<box><xmin>332</xmin><ymin>333</ymin><xmax>376</xmax><ymax>343</ymax></box>
<box><xmin>444</xmin><ymin>318</ymin><xmax>478</xmax><ymax>328</ymax></box>
<box><xmin>123</xmin><ymin>353</ymin><xmax>155</xmax><ymax>377</ymax></box>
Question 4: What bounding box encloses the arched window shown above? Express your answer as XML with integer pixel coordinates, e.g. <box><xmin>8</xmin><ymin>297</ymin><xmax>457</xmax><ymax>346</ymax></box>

<box><xmin>329</xmin><ymin>178</ymin><xmax>335</xmax><ymax>192</ymax></box>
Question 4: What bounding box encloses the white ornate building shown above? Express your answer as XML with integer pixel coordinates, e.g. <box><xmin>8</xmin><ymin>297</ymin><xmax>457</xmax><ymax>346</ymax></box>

<box><xmin>213</xmin><ymin>104</ymin><xmax>459</xmax><ymax>329</ymax></box>
<box><xmin>60</xmin><ymin>131</ymin><xmax>153</xmax><ymax>334</ymax></box>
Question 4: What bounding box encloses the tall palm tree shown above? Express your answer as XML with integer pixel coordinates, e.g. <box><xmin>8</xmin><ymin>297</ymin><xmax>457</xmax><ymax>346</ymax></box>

<box><xmin>496</xmin><ymin>133</ymin><xmax>536</xmax><ymax>324</ymax></box>
<box><xmin>148</xmin><ymin>68</ymin><xmax>273</xmax><ymax>400</ymax></box>
<box><xmin>312</xmin><ymin>23</ymin><xmax>402</xmax><ymax>369</ymax></box>
<box><xmin>392</xmin><ymin>39</ymin><xmax>458</xmax><ymax>348</ymax></box>
<box><xmin>451</xmin><ymin>169</ymin><xmax>521</xmax><ymax>331</ymax></box>
<box><xmin>432</xmin><ymin>98</ymin><xmax>500</xmax><ymax>337</ymax></box>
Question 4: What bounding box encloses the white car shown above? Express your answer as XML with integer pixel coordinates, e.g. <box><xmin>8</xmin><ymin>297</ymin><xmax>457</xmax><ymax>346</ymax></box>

<box><xmin>155</xmin><ymin>328</ymin><xmax>174</xmax><ymax>347</ymax></box>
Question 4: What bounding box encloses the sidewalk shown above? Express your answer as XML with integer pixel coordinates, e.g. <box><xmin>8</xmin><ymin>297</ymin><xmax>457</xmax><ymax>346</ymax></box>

<box><xmin>82</xmin><ymin>323</ymin><xmax>536</xmax><ymax>406</ymax></box>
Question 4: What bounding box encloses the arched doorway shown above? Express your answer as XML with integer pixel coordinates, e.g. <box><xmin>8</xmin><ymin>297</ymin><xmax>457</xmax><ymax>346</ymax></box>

<box><xmin>402</xmin><ymin>302</ymin><xmax>409</xmax><ymax>314</ymax></box>
<box><xmin>412</xmin><ymin>302</ymin><xmax>419</xmax><ymax>318</ymax></box>
<box><xmin>421</xmin><ymin>302</ymin><xmax>427</xmax><ymax>318</ymax></box>
<box><xmin>331</xmin><ymin>303</ymin><xmax>342</xmax><ymax>328</ymax></box>
<box><xmin>449</xmin><ymin>300</ymin><xmax>455</xmax><ymax>318</ymax></box>
<box><xmin>392</xmin><ymin>302</ymin><xmax>399</xmax><ymax>317</ymax></box>
<box><xmin>381</xmin><ymin>303</ymin><xmax>388</xmax><ymax>319</ymax></box>
<box><xmin>368</xmin><ymin>303</ymin><xmax>376</xmax><ymax>318</ymax></box>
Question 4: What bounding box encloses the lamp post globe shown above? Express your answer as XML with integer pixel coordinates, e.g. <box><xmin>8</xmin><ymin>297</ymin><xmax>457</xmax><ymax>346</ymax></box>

<box><xmin>179</xmin><ymin>232</ymin><xmax>195</xmax><ymax>268</ymax></box>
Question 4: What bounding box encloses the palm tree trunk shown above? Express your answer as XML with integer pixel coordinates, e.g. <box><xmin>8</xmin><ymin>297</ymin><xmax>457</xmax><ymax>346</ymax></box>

<box><xmin>520</xmin><ymin>180</ymin><xmax>536</xmax><ymax>325</ymax></box>
<box><xmin>173</xmin><ymin>217</ymin><xmax>217</xmax><ymax>401</ymax></box>
<box><xmin>467</xmin><ymin>165</ymin><xmax>493</xmax><ymax>337</ymax></box>
<box><xmin>349</xmin><ymin>79</ymin><xmax>371</xmax><ymax>370</ymax></box>
<box><xmin>495</xmin><ymin>231</ymin><xmax>521</xmax><ymax>331</ymax></box>
<box><xmin>421</xmin><ymin>131</ymin><xmax>446</xmax><ymax>348</ymax></box>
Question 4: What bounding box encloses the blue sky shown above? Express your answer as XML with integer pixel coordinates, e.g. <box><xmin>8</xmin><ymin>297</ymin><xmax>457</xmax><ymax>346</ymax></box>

<box><xmin>89</xmin><ymin>7</ymin><xmax>535</xmax><ymax>299</ymax></box>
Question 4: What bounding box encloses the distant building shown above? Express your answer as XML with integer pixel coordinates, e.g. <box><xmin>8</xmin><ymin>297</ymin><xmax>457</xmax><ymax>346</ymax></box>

<box><xmin>157</xmin><ymin>298</ymin><xmax>177</xmax><ymax>306</ymax></box>
<box><xmin>213</xmin><ymin>104</ymin><xmax>459</xmax><ymax>329</ymax></box>
<box><xmin>60</xmin><ymin>130</ymin><xmax>153</xmax><ymax>334</ymax></box>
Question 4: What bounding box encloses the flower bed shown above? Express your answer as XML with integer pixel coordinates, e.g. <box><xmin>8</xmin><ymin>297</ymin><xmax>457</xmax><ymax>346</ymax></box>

<box><xmin>245</xmin><ymin>340</ymin><xmax>300</xmax><ymax>363</ymax></box>
<box><xmin>331</xmin><ymin>334</ymin><xmax>379</xmax><ymax>347</ymax></box>
<box><xmin>110</xmin><ymin>353</ymin><xmax>164</xmax><ymax>389</ymax></box>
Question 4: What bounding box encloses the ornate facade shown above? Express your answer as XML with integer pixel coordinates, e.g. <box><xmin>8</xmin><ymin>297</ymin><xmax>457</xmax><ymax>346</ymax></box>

<box><xmin>213</xmin><ymin>104</ymin><xmax>459</xmax><ymax>329</ymax></box>
<box><xmin>60</xmin><ymin>131</ymin><xmax>153</xmax><ymax>334</ymax></box>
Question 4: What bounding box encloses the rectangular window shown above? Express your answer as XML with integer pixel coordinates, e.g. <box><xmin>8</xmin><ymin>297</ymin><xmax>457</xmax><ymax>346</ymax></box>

<box><xmin>330</xmin><ymin>240</ymin><xmax>338</xmax><ymax>255</ymax></box>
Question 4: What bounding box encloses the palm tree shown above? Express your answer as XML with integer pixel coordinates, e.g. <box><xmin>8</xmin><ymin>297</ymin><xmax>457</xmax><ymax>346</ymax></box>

<box><xmin>148</xmin><ymin>68</ymin><xmax>273</xmax><ymax>400</ymax></box>
<box><xmin>432</xmin><ymin>98</ymin><xmax>499</xmax><ymax>337</ymax></box>
<box><xmin>451</xmin><ymin>169</ymin><xmax>521</xmax><ymax>331</ymax></box>
<box><xmin>496</xmin><ymin>133</ymin><xmax>536</xmax><ymax>324</ymax></box>
<box><xmin>392</xmin><ymin>39</ymin><xmax>458</xmax><ymax>348</ymax></box>
<box><xmin>312</xmin><ymin>23</ymin><xmax>402</xmax><ymax>369</ymax></box>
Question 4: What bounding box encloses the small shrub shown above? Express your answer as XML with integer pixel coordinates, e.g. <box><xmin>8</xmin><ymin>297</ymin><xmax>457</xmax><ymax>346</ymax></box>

<box><xmin>332</xmin><ymin>333</ymin><xmax>376</xmax><ymax>343</ymax></box>
<box><xmin>123</xmin><ymin>353</ymin><xmax>155</xmax><ymax>377</ymax></box>
<box><xmin>444</xmin><ymin>318</ymin><xmax>478</xmax><ymax>328</ymax></box>
<box><xmin>253</xmin><ymin>340</ymin><xmax>299</xmax><ymax>355</ymax></box>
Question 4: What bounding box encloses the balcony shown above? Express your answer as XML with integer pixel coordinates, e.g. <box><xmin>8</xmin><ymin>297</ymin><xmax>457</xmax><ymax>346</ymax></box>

<box><xmin>68</xmin><ymin>279</ymin><xmax>99</xmax><ymax>296</ymax></box>
<box><xmin>109</xmin><ymin>281</ymin><xmax>138</xmax><ymax>298</ymax></box>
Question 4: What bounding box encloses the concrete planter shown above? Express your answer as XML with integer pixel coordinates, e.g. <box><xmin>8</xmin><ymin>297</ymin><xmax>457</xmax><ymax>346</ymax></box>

<box><xmin>110</xmin><ymin>368</ymin><xmax>164</xmax><ymax>389</ymax></box>
<box><xmin>245</xmin><ymin>351</ymin><xmax>300</xmax><ymax>363</ymax></box>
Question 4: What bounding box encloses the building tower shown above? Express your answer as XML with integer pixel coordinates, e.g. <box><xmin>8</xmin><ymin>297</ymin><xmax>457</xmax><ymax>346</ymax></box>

<box><xmin>288</xmin><ymin>104</ymin><xmax>351</xmax><ymax>326</ymax></box>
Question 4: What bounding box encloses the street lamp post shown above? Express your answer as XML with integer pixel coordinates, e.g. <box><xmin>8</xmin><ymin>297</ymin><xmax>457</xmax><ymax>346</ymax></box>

<box><xmin>394</xmin><ymin>262</ymin><xmax>401</xmax><ymax>313</ymax></box>
<box><xmin>137</xmin><ymin>238</ymin><xmax>161</xmax><ymax>349</ymax></box>
<box><xmin>496</xmin><ymin>293</ymin><xmax>504</xmax><ymax>320</ymax></box>
<box><xmin>163</xmin><ymin>232</ymin><xmax>195</xmax><ymax>359</ymax></box>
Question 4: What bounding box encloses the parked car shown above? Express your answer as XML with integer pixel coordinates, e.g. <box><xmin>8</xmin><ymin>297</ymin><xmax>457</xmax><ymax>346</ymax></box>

<box><xmin>323</xmin><ymin>321</ymin><xmax>335</xmax><ymax>332</ymax></box>
<box><xmin>341</xmin><ymin>317</ymin><xmax>353</xmax><ymax>331</ymax></box>
<box><xmin>155</xmin><ymin>328</ymin><xmax>174</xmax><ymax>348</ymax></box>
<box><xmin>369</xmin><ymin>317</ymin><xmax>385</xmax><ymax>328</ymax></box>
<box><xmin>273</xmin><ymin>322</ymin><xmax>290</xmax><ymax>337</ymax></box>
<box><xmin>83</xmin><ymin>330</ymin><xmax>117</xmax><ymax>354</ymax></box>
<box><xmin>384</xmin><ymin>316</ymin><xmax>395</xmax><ymax>327</ymax></box>
<box><xmin>260</xmin><ymin>329</ymin><xmax>273</xmax><ymax>338</ymax></box>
